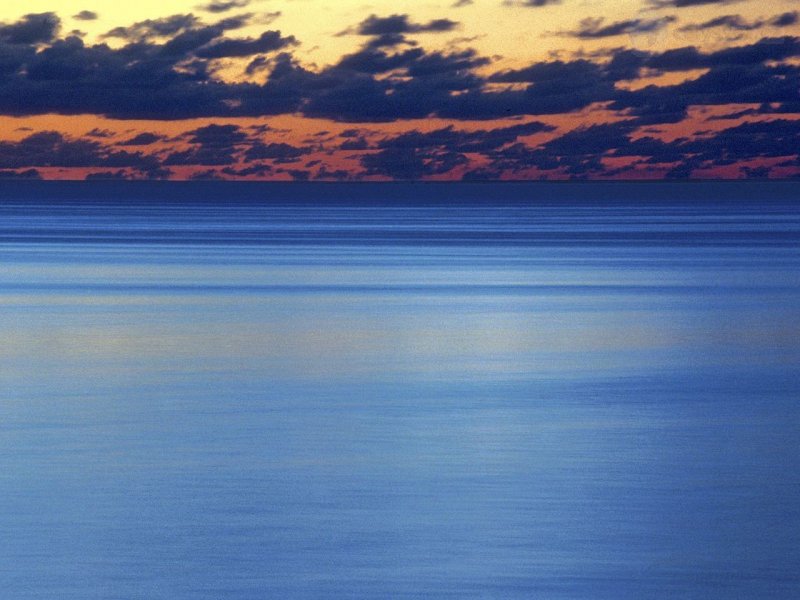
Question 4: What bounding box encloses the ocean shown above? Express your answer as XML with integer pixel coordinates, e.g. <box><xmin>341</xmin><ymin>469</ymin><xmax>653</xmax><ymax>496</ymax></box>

<box><xmin>1</xmin><ymin>182</ymin><xmax>798</xmax><ymax>598</ymax></box>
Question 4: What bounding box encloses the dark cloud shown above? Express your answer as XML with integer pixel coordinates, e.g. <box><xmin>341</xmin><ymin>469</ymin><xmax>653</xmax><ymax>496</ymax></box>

<box><xmin>85</xmin><ymin>170</ymin><xmax>129</xmax><ymax>180</ymax></box>
<box><xmin>163</xmin><ymin>148</ymin><xmax>233</xmax><ymax>166</ymax></box>
<box><xmin>679</xmin><ymin>14</ymin><xmax>763</xmax><ymax>32</ymax></box>
<box><xmin>73</xmin><ymin>11</ymin><xmax>98</xmax><ymax>21</ymax></box>
<box><xmin>741</xmin><ymin>165</ymin><xmax>771</xmax><ymax>178</ymax></box>
<box><xmin>0</xmin><ymin>131</ymin><xmax>159</xmax><ymax>171</ymax></box>
<box><xmin>7</xmin><ymin>116</ymin><xmax>797</xmax><ymax>180</ymax></box>
<box><xmin>119</xmin><ymin>132</ymin><xmax>164</xmax><ymax>146</ymax></box>
<box><xmin>0</xmin><ymin>31</ymin><xmax>306</xmax><ymax>119</ymax></box>
<box><xmin>314</xmin><ymin>166</ymin><xmax>350</xmax><ymax>180</ymax></box>
<box><xmin>0</xmin><ymin>2</ymin><xmax>795</xmax><ymax>141</ymax></box>
<box><xmin>360</xmin><ymin>121</ymin><xmax>552</xmax><ymax>178</ymax></box>
<box><xmin>505</xmin><ymin>0</ymin><xmax>562</xmax><ymax>6</ymax></box>
<box><xmin>247</xmin><ymin>124</ymin><xmax>272</xmax><ymax>134</ymax></box>
<box><xmin>681</xmin><ymin>11</ymin><xmax>798</xmax><ymax>32</ymax></box>
<box><xmin>160</xmin><ymin>26</ymin><xmax>225</xmax><ymax>56</ymax></box>
<box><xmin>710</xmin><ymin>101</ymin><xmax>800</xmax><ymax>119</ymax></box>
<box><xmin>613</xmin><ymin>51</ymin><xmax>800</xmax><ymax>125</ymax></box>
<box><xmin>340</xmin><ymin>137</ymin><xmax>369</xmax><ymax>150</ymax></box>
<box><xmin>470</xmin><ymin>114</ymin><xmax>800</xmax><ymax>178</ymax></box>
<box><xmin>244</xmin><ymin>141</ymin><xmax>311</xmax><ymax>162</ymax></box>
<box><xmin>644</xmin><ymin>46</ymin><xmax>706</xmax><ymax>71</ymax></box>
<box><xmin>199</xmin><ymin>0</ymin><xmax>251</xmax><ymax>13</ymax></box>
<box><xmin>771</xmin><ymin>12</ymin><xmax>799</xmax><ymax>28</ymax></box>
<box><xmin>476</xmin><ymin>121</ymin><xmax>635</xmax><ymax>177</ymax></box>
<box><xmin>105</xmin><ymin>15</ymin><xmax>250</xmax><ymax>58</ymax></box>
<box><xmin>214</xmin><ymin>14</ymin><xmax>255</xmax><ymax>30</ymax></box>
<box><xmin>195</xmin><ymin>30</ymin><xmax>297</xmax><ymax>58</ymax></box>
<box><xmin>680</xmin><ymin>119</ymin><xmax>800</xmax><ymax>162</ymax></box>
<box><xmin>310</xmin><ymin>83</ymin><xmax>423</xmax><ymax>122</ymax></box>
<box><xmin>377</xmin><ymin>121</ymin><xmax>553</xmax><ymax>153</ymax></box>
<box><xmin>764</xmin><ymin>102</ymin><xmax>800</xmax><ymax>114</ymax></box>
<box><xmin>480</xmin><ymin>142</ymin><xmax>560</xmax><ymax>174</ymax></box>
<box><xmin>285</xmin><ymin>168</ymin><xmax>310</xmax><ymax>180</ymax></box>
<box><xmin>363</xmin><ymin>33</ymin><xmax>414</xmax><ymax>49</ymax></box>
<box><xmin>567</xmin><ymin>16</ymin><xmax>676</xmax><ymax>39</ymax></box>
<box><xmin>0</xmin><ymin>168</ymin><xmax>41</xmax><ymax>179</ymax></box>
<box><xmin>336</xmin><ymin>47</ymin><xmax>425</xmax><ymax>73</ymax></box>
<box><xmin>254</xmin><ymin>12</ymin><xmax>282</xmax><ymax>26</ymax></box>
<box><xmin>407</xmin><ymin>49</ymin><xmax>489</xmax><ymax>77</ymax></box>
<box><xmin>0</xmin><ymin>131</ymin><xmax>99</xmax><ymax>167</ymax></box>
<box><xmin>611</xmin><ymin>135</ymin><xmax>686</xmax><ymax>164</ymax></box>
<box><xmin>0</xmin><ymin>13</ymin><xmax>60</xmax><ymax>45</ymax></box>
<box><xmin>302</xmin><ymin>47</ymin><xmax>489</xmax><ymax>121</ymax></box>
<box><xmin>0</xmin><ymin>4</ymin><xmax>794</xmax><ymax>180</ymax></box>
<box><xmin>245</xmin><ymin>55</ymin><xmax>270</xmax><ymax>75</ymax></box>
<box><xmin>86</xmin><ymin>128</ymin><xmax>114</xmax><ymax>138</ymax></box>
<box><xmin>649</xmin><ymin>0</ymin><xmax>743</xmax><ymax>8</ymax></box>
<box><xmin>362</xmin><ymin>146</ymin><xmax>468</xmax><ymax>179</ymax></box>
<box><xmin>190</xmin><ymin>168</ymin><xmax>226</xmax><ymax>179</ymax></box>
<box><xmin>605</xmin><ymin>49</ymin><xmax>650</xmax><ymax>81</ymax></box>
<box><xmin>0</xmin><ymin>42</ymin><xmax>36</xmax><ymax>75</ymax></box>
<box><xmin>461</xmin><ymin>167</ymin><xmax>501</xmax><ymax>180</ymax></box>
<box><xmin>467</xmin><ymin>59</ymin><xmax>617</xmax><ymax>118</ymax></box>
<box><xmin>644</xmin><ymin>36</ymin><xmax>800</xmax><ymax>71</ymax></box>
<box><xmin>353</xmin><ymin>14</ymin><xmax>459</xmax><ymax>36</ymax></box>
<box><xmin>598</xmin><ymin>117</ymin><xmax>800</xmax><ymax>172</ymax></box>
<box><xmin>103</xmin><ymin>14</ymin><xmax>200</xmax><ymax>40</ymax></box>
<box><xmin>304</xmin><ymin>42</ymin><xmax>614</xmax><ymax>121</ymax></box>
<box><xmin>221</xmin><ymin>163</ymin><xmax>273</xmax><ymax>176</ymax></box>
<box><xmin>165</xmin><ymin>123</ymin><xmax>249</xmax><ymax>165</ymax></box>
<box><xmin>491</xmin><ymin>58</ymin><xmax>604</xmax><ymax>83</ymax></box>
<box><xmin>188</xmin><ymin>123</ymin><xmax>249</xmax><ymax>146</ymax></box>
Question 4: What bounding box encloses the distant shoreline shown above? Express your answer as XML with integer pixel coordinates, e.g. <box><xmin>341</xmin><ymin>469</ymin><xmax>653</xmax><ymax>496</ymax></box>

<box><xmin>0</xmin><ymin>179</ymin><xmax>797</xmax><ymax>204</ymax></box>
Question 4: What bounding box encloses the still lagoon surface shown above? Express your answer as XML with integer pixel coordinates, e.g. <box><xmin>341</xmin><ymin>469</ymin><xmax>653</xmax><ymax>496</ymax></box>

<box><xmin>1</xmin><ymin>183</ymin><xmax>799</xmax><ymax>598</ymax></box>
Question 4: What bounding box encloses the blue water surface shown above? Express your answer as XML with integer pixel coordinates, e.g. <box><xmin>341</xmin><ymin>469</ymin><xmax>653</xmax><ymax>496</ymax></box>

<box><xmin>1</xmin><ymin>184</ymin><xmax>798</xmax><ymax>599</ymax></box>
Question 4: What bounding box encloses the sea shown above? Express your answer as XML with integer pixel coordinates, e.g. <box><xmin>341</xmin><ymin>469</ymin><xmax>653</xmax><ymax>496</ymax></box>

<box><xmin>1</xmin><ymin>181</ymin><xmax>798</xmax><ymax>599</ymax></box>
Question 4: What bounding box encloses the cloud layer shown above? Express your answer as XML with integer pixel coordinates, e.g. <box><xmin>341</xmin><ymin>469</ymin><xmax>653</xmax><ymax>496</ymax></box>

<box><xmin>0</xmin><ymin>3</ymin><xmax>797</xmax><ymax>180</ymax></box>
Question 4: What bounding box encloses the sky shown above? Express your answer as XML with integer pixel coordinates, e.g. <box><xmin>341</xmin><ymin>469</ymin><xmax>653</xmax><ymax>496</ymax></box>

<box><xmin>0</xmin><ymin>1</ymin><xmax>798</xmax><ymax>180</ymax></box>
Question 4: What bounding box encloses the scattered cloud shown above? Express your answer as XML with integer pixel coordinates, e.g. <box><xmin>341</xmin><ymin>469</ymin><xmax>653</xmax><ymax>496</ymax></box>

<box><xmin>354</xmin><ymin>14</ymin><xmax>459</xmax><ymax>36</ymax></box>
<box><xmin>565</xmin><ymin>16</ymin><xmax>677</xmax><ymax>39</ymax></box>
<box><xmin>0</xmin><ymin>131</ymin><xmax>160</xmax><ymax>172</ymax></box>
<box><xmin>649</xmin><ymin>0</ymin><xmax>743</xmax><ymax>8</ymax></box>
<box><xmin>771</xmin><ymin>11</ymin><xmax>799</xmax><ymax>27</ymax></box>
<box><xmin>505</xmin><ymin>0</ymin><xmax>563</xmax><ymax>7</ymax></box>
<box><xmin>198</xmin><ymin>0</ymin><xmax>251</xmax><ymax>13</ymax></box>
<box><xmin>102</xmin><ymin>14</ymin><xmax>200</xmax><ymax>40</ymax></box>
<box><xmin>679</xmin><ymin>12</ymin><xmax>800</xmax><ymax>31</ymax></box>
<box><xmin>0</xmin><ymin>3</ymin><xmax>797</xmax><ymax>179</ymax></box>
<box><xmin>119</xmin><ymin>132</ymin><xmax>164</xmax><ymax>146</ymax></box>
<box><xmin>0</xmin><ymin>168</ymin><xmax>41</xmax><ymax>179</ymax></box>
<box><xmin>195</xmin><ymin>30</ymin><xmax>297</xmax><ymax>58</ymax></box>
<box><xmin>73</xmin><ymin>11</ymin><xmax>98</xmax><ymax>22</ymax></box>
<box><xmin>0</xmin><ymin>12</ymin><xmax>61</xmax><ymax>45</ymax></box>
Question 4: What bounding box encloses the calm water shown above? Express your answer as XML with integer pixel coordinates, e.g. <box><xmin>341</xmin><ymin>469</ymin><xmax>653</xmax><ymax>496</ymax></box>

<box><xmin>1</xmin><ymin>186</ymin><xmax>799</xmax><ymax>598</ymax></box>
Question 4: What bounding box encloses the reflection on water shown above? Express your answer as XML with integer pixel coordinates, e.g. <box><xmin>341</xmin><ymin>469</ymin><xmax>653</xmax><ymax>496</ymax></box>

<box><xmin>1</xmin><ymin>187</ymin><xmax>799</xmax><ymax>599</ymax></box>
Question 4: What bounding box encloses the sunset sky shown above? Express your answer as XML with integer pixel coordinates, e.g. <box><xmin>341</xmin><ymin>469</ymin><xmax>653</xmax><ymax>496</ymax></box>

<box><xmin>0</xmin><ymin>0</ymin><xmax>799</xmax><ymax>180</ymax></box>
